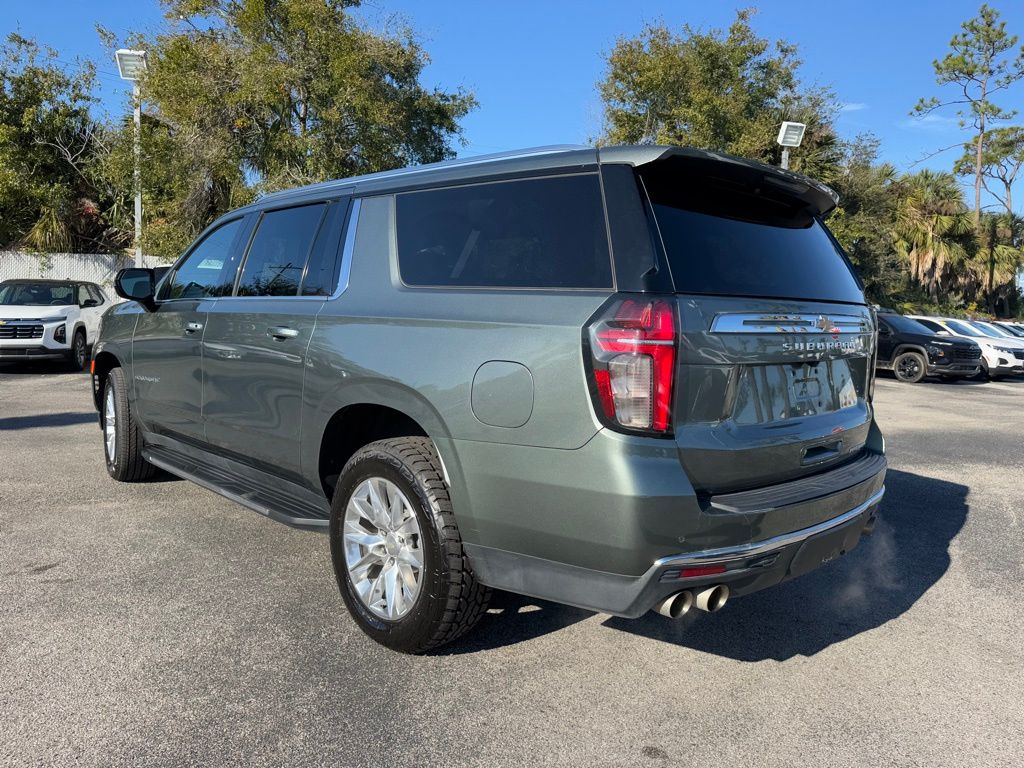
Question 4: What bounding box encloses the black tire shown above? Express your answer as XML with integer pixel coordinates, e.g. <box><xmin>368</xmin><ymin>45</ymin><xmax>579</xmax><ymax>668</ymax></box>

<box><xmin>102</xmin><ymin>367</ymin><xmax>156</xmax><ymax>482</ymax></box>
<box><xmin>67</xmin><ymin>329</ymin><xmax>88</xmax><ymax>372</ymax></box>
<box><xmin>329</xmin><ymin>437</ymin><xmax>490</xmax><ymax>653</ymax></box>
<box><xmin>893</xmin><ymin>351</ymin><xmax>927</xmax><ymax>383</ymax></box>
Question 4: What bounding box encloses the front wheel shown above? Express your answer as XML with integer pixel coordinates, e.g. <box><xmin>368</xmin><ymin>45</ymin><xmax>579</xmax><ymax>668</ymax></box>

<box><xmin>329</xmin><ymin>437</ymin><xmax>490</xmax><ymax>653</ymax></box>
<box><xmin>67</xmin><ymin>329</ymin><xmax>88</xmax><ymax>372</ymax></box>
<box><xmin>893</xmin><ymin>351</ymin><xmax>927</xmax><ymax>383</ymax></box>
<box><xmin>102</xmin><ymin>367</ymin><xmax>156</xmax><ymax>482</ymax></box>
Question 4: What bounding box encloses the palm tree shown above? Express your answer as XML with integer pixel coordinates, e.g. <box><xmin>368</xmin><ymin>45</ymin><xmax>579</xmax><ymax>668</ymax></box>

<box><xmin>973</xmin><ymin>213</ymin><xmax>1024</xmax><ymax>315</ymax></box>
<box><xmin>892</xmin><ymin>170</ymin><xmax>974</xmax><ymax>302</ymax></box>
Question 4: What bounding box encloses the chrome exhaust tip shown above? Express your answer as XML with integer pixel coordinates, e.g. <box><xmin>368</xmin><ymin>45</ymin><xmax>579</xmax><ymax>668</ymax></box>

<box><xmin>654</xmin><ymin>590</ymin><xmax>694</xmax><ymax>619</ymax></box>
<box><xmin>694</xmin><ymin>584</ymin><xmax>729</xmax><ymax>613</ymax></box>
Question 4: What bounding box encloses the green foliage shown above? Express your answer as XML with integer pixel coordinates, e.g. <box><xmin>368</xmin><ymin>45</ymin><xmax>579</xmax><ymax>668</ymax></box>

<box><xmin>913</xmin><ymin>4</ymin><xmax>1024</xmax><ymax>224</ymax></box>
<box><xmin>0</xmin><ymin>34</ymin><xmax>112</xmax><ymax>252</ymax></box>
<box><xmin>597</xmin><ymin>9</ymin><xmax>841</xmax><ymax>180</ymax></box>
<box><xmin>89</xmin><ymin>0</ymin><xmax>478</xmax><ymax>259</ymax></box>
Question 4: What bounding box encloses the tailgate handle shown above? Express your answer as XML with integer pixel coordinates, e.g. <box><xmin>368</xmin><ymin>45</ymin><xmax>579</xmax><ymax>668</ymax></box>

<box><xmin>802</xmin><ymin>440</ymin><xmax>842</xmax><ymax>465</ymax></box>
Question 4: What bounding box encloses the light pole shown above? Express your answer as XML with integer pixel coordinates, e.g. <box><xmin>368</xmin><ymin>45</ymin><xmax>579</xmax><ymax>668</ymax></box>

<box><xmin>776</xmin><ymin>121</ymin><xmax>806</xmax><ymax>171</ymax></box>
<box><xmin>115</xmin><ymin>49</ymin><xmax>148</xmax><ymax>268</ymax></box>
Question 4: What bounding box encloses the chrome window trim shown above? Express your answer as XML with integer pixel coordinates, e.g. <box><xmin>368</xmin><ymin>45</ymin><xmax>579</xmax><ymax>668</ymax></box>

<box><xmin>329</xmin><ymin>197</ymin><xmax>361</xmax><ymax>301</ymax></box>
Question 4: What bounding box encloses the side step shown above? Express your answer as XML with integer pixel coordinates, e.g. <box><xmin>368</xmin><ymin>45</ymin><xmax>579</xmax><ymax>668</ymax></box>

<box><xmin>144</xmin><ymin>443</ymin><xmax>330</xmax><ymax>532</ymax></box>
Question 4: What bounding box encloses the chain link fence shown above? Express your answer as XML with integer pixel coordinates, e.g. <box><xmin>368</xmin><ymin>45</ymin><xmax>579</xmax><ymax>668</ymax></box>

<box><xmin>0</xmin><ymin>251</ymin><xmax>166</xmax><ymax>288</ymax></box>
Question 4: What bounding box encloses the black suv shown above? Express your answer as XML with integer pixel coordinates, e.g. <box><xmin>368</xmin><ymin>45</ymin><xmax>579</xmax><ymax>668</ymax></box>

<box><xmin>876</xmin><ymin>313</ymin><xmax>981</xmax><ymax>383</ymax></box>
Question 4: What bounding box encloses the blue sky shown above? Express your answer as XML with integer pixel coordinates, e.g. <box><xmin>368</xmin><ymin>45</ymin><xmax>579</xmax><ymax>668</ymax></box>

<box><xmin>3</xmin><ymin>0</ymin><xmax>1022</xmax><ymax>208</ymax></box>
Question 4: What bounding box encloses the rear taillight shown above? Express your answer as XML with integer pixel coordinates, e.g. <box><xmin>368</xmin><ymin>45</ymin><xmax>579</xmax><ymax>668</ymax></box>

<box><xmin>586</xmin><ymin>296</ymin><xmax>676</xmax><ymax>435</ymax></box>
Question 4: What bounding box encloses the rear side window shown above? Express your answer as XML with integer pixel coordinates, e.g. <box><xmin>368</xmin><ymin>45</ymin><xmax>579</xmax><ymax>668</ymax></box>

<box><xmin>300</xmin><ymin>201</ymin><xmax>348</xmax><ymax>296</ymax></box>
<box><xmin>643</xmin><ymin>171</ymin><xmax>864</xmax><ymax>303</ymax></box>
<box><xmin>166</xmin><ymin>218</ymin><xmax>244</xmax><ymax>300</ymax></box>
<box><xmin>396</xmin><ymin>175</ymin><xmax>612</xmax><ymax>289</ymax></box>
<box><xmin>236</xmin><ymin>204</ymin><xmax>326</xmax><ymax>297</ymax></box>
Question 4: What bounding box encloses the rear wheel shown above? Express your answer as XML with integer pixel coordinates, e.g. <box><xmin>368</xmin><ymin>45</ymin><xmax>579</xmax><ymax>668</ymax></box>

<box><xmin>103</xmin><ymin>367</ymin><xmax>156</xmax><ymax>482</ymax></box>
<box><xmin>329</xmin><ymin>437</ymin><xmax>490</xmax><ymax>653</ymax></box>
<box><xmin>893</xmin><ymin>351</ymin><xmax>926</xmax><ymax>383</ymax></box>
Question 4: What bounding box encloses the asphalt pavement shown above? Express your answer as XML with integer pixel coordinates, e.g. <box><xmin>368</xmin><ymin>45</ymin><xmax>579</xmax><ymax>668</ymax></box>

<box><xmin>1</xmin><ymin>363</ymin><xmax>1022</xmax><ymax>767</ymax></box>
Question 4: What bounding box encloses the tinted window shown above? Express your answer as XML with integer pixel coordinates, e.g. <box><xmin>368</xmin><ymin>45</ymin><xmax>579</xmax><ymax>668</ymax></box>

<box><xmin>236</xmin><ymin>204</ymin><xmax>326</xmax><ymax>297</ymax></box>
<box><xmin>301</xmin><ymin>201</ymin><xmax>347</xmax><ymax>296</ymax></box>
<box><xmin>914</xmin><ymin>318</ymin><xmax>944</xmax><ymax>333</ymax></box>
<box><xmin>0</xmin><ymin>282</ymin><xmax>75</xmax><ymax>305</ymax></box>
<box><xmin>879</xmin><ymin>314</ymin><xmax>932</xmax><ymax>334</ymax></box>
<box><xmin>167</xmin><ymin>219</ymin><xmax>244</xmax><ymax>299</ymax></box>
<box><xmin>644</xmin><ymin>173</ymin><xmax>863</xmax><ymax>303</ymax></box>
<box><xmin>396</xmin><ymin>175</ymin><xmax>612</xmax><ymax>289</ymax></box>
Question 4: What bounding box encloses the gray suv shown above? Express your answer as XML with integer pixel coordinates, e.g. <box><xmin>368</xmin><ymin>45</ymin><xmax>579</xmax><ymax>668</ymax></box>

<box><xmin>94</xmin><ymin>145</ymin><xmax>886</xmax><ymax>653</ymax></box>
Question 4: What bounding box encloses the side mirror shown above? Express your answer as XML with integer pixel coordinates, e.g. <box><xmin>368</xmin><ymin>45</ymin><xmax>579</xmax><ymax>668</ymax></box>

<box><xmin>81</xmin><ymin>298</ymin><xmax>99</xmax><ymax>308</ymax></box>
<box><xmin>936</xmin><ymin>330</ymin><xmax>950</xmax><ymax>336</ymax></box>
<box><xmin>114</xmin><ymin>268</ymin><xmax>156</xmax><ymax>310</ymax></box>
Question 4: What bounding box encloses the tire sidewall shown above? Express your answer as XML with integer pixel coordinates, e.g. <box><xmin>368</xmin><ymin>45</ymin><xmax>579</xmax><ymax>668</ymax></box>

<box><xmin>329</xmin><ymin>450</ymin><xmax>448</xmax><ymax>650</ymax></box>
<box><xmin>71</xmin><ymin>330</ymin><xmax>87</xmax><ymax>371</ymax></box>
<box><xmin>103</xmin><ymin>371</ymin><xmax>125</xmax><ymax>476</ymax></box>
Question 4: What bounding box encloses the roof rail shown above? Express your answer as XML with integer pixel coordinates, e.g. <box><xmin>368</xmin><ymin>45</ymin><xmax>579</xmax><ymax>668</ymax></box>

<box><xmin>256</xmin><ymin>144</ymin><xmax>590</xmax><ymax>203</ymax></box>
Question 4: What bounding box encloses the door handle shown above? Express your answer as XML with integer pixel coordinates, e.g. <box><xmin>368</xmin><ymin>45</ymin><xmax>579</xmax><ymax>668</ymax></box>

<box><xmin>184</xmin><ymin>321</ymin><xmax>203</xmax><ymax>334</ymax></box>
<box><xmin>267</xmin><ymin>326</ymin><xmax>299</xmax><ymax>340</ymax></box>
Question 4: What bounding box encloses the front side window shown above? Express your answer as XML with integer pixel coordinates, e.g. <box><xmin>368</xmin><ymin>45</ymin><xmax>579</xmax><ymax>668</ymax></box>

<box><xmin>0</xmin><ymin>282</ymin><xmax>75</xmax><ymax>306</ymax></box>
<box><xmin>165</xmin><ymin>218</ymin><xmax>244</xmax><ymax>300</ymax></box>
<box><xmin>396</xmin><ymin>174</ymin><xmax>612</xmax><ymax>289</ymax></box>
<box><xmin>236</xmin><ymin>204</ymin><xmax>327</xmax><ymax>297</ymax></box>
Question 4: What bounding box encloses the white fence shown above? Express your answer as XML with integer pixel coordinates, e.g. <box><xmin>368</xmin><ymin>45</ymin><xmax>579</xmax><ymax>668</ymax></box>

<box><xmin>0</xmin><ymin>251</ymin><xmax>165</xmax><ymax>288</ymax></box>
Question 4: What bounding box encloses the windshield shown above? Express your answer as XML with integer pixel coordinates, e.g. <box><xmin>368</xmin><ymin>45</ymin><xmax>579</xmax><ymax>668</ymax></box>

<box><xmin>641</xmin><ymin>167</ymin><xmax>863</xmax><ymax>303</ymax></box>
<box><xmin>974</xmin><ymin>321</ymin><xmax>1012</xmax><ymax>338</ymax></box>
<box><xmin>997</xmin><ymin>323</ymin><xmax>1024</xmax><ymax>337</ymax></box>
<box><xmin>942</xmin><ymin>319</ymin><xmax>982</xmax><ymax>337</ymax></box>
<box><xmin>880</xmin><ymin>314</ymin><xmax>933</xmax><ymax>335</ymax></box>
<box><xmin>0</xmin><ymin>283</ymin><xmax>75</xmax><ymax>306</ymax></box>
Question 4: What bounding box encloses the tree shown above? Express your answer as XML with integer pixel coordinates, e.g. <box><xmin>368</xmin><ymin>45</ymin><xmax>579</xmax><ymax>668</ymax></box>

<box><xmin>827</xmin><ymin>135</ymin><xmax>904</xmax><ymax>302</ymax></box>
<box><xmin>597</xmin><ymin>9</ymin><xmax>841</xmax><ymax>180</ymax></box>
<box><xmin>955</xmin><ymin>125</ymin><xmax>1024</xmax><ymax>215</ymax></box>
<box><xmin>0</xmin><ymin>34</ymin><xmax>112</xmax><ymax>252</ymax></box>
<box><xmin>913</xmin><ymin>5</ymin><xmax>1024</xmax><ymax>228</ymax></box>
<box><xmin>892</xmin><ymin>170</ymin><xmax>974</xmax><ymax>302</ymax></box>
<box><xmin>96</xmin><ymin>0</ymin><xmax>477</xmax><ymax>258</ymax></box>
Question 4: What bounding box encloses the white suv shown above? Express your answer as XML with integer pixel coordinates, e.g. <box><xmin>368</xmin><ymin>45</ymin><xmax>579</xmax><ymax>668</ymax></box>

<box><xmin>0</xmin><ymin>279</ymin><xmax>107</xmax><ymax>370</ymax></box>
<box><xmin>910</xmin><ymin>316</ymin><xmax>1024</xmax><ymax>379</ymax></box>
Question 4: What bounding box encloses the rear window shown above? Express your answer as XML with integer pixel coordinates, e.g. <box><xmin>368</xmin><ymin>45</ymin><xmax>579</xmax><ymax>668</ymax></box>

<box><xmin>396</xmin><ymin>175</ymin><xmax>612</xmax><ymax>289</ymax></box>
<box><xmin>643</xmin><ymin>171</ymin><xmax>863</xmax><ymax>303</ymax></box>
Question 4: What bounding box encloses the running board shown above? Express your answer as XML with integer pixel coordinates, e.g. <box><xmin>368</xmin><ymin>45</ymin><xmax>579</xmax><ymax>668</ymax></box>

<box><xmin>143</xmin><ymin>443</ymin><xmax>330</xmax><ymax>532</ymax></box>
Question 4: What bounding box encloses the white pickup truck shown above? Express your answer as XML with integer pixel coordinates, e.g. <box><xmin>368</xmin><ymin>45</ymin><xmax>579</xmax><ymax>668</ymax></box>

<box><xmin>0</xmin><ymin>279</ymin><xmax>108</xmax><ymax>370</ymax></box>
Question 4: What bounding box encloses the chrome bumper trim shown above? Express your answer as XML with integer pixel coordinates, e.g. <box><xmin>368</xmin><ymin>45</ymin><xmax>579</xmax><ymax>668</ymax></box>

<box><xmin>655</xmin><ymin>486</ymin><xmax>885</xmax><ymax>569</ymax></box>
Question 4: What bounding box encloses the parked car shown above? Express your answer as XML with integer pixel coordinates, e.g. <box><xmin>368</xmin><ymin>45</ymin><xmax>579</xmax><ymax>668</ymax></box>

<box><xmin>875</xmin><ymin>313</ymin><xmax>981</xmax><ymax>382</ymax></box>
<box><xmin>994</xmin><ymin>321</ymin><xmax>1024</xmax><ymax>338</ymax></box>
<box><xmin>909</xmin><ymin>316</ymin><xmax>1024</xmax><ymax>379</ymax></box>
<box><xmin>92</xmin><ymin>145</ymin><xmax>886</xmax><ymax>653</ymax></box>
<box><xmin>0</xmin><ymin>279</ymin><xmax>107</xmax><ymax>370</ymax></box>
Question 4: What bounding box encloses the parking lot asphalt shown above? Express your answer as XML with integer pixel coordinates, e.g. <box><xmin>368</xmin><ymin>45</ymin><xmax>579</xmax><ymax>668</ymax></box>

<box><xmin>1</xmin><ymin>363</ymin><xmax>1022</xmax><ymax>768</ymax></box>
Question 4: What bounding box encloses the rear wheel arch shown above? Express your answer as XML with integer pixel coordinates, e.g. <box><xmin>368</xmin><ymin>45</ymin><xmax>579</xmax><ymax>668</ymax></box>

<box><xmin>318</xmin><ymin>403</ymin><xmax>432</xmax><ymax>501</ymax></box>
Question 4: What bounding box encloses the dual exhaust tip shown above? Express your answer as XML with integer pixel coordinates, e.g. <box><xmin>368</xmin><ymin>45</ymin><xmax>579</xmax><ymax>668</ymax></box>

<box><xmin>654</xmin><ymin>584</ymin><xmax>730</xmax><ymax>619</ymax></box>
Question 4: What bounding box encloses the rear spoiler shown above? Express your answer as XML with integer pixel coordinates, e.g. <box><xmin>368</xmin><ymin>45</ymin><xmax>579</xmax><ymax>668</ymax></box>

<box><xmin>598</xmin><ymin>145</ymin><xmax>839</xmax><ymax>218</ymax></box>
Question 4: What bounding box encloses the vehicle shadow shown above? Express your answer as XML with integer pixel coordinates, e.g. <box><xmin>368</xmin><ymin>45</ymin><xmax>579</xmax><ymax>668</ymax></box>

<box><xmin>0</xmin><ymin>412</ymin><xmax>97</xmax><ymax>430</ymax></box>
<box><xmin>602</xmin><ymin>469</ymin><xmax>967</xmax><ymax>660</ymax></box>
<box><xmin>438</xmin><ymin>468</ymin><xmax>966</xmax><ymax>658</ymax></box>
<box><xmin>0</xmin><ymin>361</ymin><xmax>83</xmax><ymax>376</ymax></box>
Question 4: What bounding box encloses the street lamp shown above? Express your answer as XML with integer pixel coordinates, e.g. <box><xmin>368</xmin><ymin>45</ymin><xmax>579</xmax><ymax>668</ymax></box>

<box><xmin>115</xmin><ymin>49</ymin><xmax>148</xmax><ymax>267</ymax></box>
<box><xmin>776</xmin><ymin>121</ymin><xmax>806</xmax><ymax>171</ymax></box>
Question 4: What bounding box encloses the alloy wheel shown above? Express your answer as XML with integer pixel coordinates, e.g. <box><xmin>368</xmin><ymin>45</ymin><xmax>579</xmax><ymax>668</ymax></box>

<box><xmin>104</xmin><ymin>386</ymin><xmax>116</xmax><ymax>460</ymax></box>
<box><xmin>343</xmin><ymin>477</ymin><xmax>424</xmax><ymax>620</ymax></box>
<box><xmin>896</xmin><ymin>355</ymin><xmax>921</xmax><ymax>381</ymax></box>
<box><xmin>74</xmin><ymin>334</ymin><xmax>87</xmax><ymax>369</ymax></box>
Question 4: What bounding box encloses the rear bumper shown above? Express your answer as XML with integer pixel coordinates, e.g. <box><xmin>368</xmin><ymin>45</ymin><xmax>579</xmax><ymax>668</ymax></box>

<box><xmin>466</xmin><ymin>485</ymin><xmax>884</xmax><ymax>618</ymax></box>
